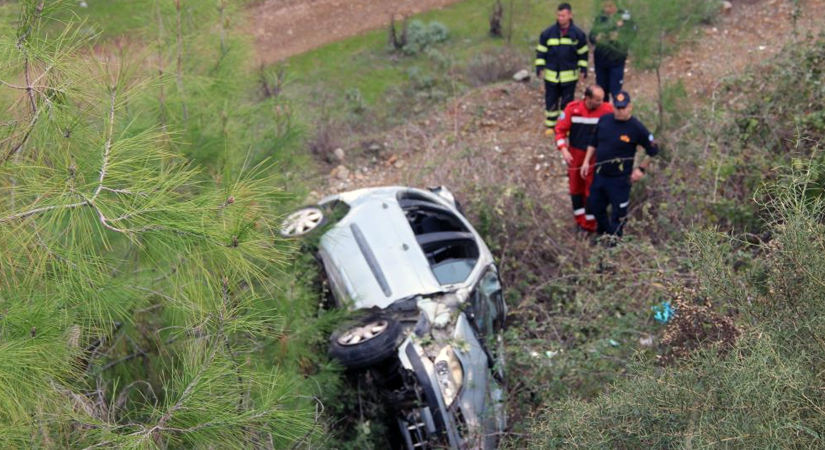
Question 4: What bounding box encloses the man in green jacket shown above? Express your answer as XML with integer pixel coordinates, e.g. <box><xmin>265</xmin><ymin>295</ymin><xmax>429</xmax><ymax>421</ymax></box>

<box><xmin>589</xmin><ymin>0</ymin><xmax>636</xmax><ymax>102</ymax></box>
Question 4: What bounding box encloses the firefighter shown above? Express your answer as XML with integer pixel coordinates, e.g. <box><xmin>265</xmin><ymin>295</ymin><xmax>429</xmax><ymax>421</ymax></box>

<box><xmin>580</xmin><ymin>91</ymin><xmax>658</xmax><ymax>237</ymax></box>
<box><xmin>589</xmin><ymin>0</ymin><xmax>636</xmax><ymax>102</ymax></box>
<box><xmin>535</xmin><ymin>3</ymin><xmax>589</xmax><ymax>136</ymax></box>
<box><xmin>554</xmin><ymin>84</ymin><xmax>613</xmax><ymax>232</ymax></box>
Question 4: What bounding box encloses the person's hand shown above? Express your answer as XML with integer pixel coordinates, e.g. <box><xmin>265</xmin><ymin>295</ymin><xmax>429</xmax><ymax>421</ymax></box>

<box><xmin>616</xmin><ymin>20</ymin><xmax>624</xmax><ymax>27</ymax></box>
<box><xmin>559</xmin><ymin>147</ymin><xmax>573</xmax><ymax>166</ymax></box>
<box><xmin>580</xmin><ymin>160</ymin><xmax>591</xmax><ymax>179</ymax></box>
<box><xmin>631</xmin><ymin>167</ymin><xmax>645</xmax><ymax>183</ymax></box>
<box><xmin>579</xmin><ymin>72</ymin><xmax>586</xmax><ymax>84</ymax></box>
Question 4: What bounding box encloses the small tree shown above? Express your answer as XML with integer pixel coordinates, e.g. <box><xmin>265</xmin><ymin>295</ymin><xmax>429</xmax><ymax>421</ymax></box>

<box><xmin>617</xmin><ymin>0</ymin><xmax>717</xmax><ymax>131</ymax></box>
<box><xmin>490</xmin><ymin>0</ymin><xmax>504</xmax><ymax>37</ymax></box>
<box><xmin>0</xmin><ymin>1</ymin><xmax>313</xmax><ymax>447</ymax></box>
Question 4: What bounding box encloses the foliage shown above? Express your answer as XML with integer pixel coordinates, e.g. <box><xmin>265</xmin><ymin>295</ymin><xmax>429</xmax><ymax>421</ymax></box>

<box><xmin>0</xmin><ymin>1</ymin><xmax>331</xmax><ymax>448</ymax></box>
<box><xmin>401</xmin><ymin>20</ymin><xmax>450</xmax><ymax>56</ymax></box>
<box><xmin>464</xmin><ymin>47</ymin><xmax>525</xmax><ymax>86</ymax></box>
<box><xmin>522</xmin><ymin>164</ymin><xmax>825</xmax><ymax>449</ymax></box>
<box><xmin>599</xmin><ymin>0</ymin><xmax>718</xmax><ymax>70</ymax></box>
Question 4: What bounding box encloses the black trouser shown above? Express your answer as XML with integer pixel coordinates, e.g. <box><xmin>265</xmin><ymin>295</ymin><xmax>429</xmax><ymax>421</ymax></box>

<box><xmin>544</xmin><ymin>81</ymin><xmax>577</xmax><ymax>128</ymax></box>
<box><xmin>594</xmin><ymin>61</ymin><xmax>625</xmax><ymax>102</ymax></box>
<box><xmin>587</xmin><ymin>174</ymin><xmax>632</xmax><ymax>236</ymax></box>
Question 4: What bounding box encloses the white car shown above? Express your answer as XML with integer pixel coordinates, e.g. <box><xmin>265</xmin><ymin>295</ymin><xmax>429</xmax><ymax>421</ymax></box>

<box><xmin>280</xmin><ymin>186</ymin><xmax>507</xmax><ymax>450</ymax></box>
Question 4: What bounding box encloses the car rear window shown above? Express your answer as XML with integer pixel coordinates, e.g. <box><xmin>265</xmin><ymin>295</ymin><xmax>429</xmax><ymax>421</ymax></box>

<box><xmin>399</xmin><ymin>193</ymin><xmax>479</xmax><ymax>285</ymax></box>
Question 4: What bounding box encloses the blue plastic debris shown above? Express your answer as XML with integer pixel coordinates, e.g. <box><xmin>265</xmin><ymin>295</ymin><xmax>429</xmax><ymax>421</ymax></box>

<box><xmin>652</xmin><ymin>302</ymin><xmax>675</xmax><ymax>324</ymax></box>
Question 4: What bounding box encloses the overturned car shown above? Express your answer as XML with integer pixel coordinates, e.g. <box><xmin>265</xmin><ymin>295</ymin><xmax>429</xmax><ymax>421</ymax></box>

<box><xmin>280</xmin><ymin>186</ymin><xmax>507</xmax><ymax>450</ymax></box>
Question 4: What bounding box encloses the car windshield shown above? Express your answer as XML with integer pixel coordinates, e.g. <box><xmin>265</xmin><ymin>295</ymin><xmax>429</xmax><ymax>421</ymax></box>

<box><xmin>399</xmin><ymin>192</ymin><xmax>479</xmax><ymax>285</ymax></box>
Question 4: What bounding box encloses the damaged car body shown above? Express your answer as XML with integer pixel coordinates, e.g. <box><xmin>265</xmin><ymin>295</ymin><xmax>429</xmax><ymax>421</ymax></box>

<box><xmin>280</xmin><ymin>186</ymin><xmax>507</xmax><ymax>450</ymax></box>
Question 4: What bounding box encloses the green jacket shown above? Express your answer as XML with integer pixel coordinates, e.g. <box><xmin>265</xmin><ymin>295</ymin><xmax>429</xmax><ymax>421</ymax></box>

<box><xmin>589</xmin><ymin>10</ymin><xmax>636</xmax><ymax>67</ymax></box>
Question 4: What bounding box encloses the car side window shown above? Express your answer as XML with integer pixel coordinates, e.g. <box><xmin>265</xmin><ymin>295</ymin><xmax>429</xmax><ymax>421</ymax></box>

<box><xmin>471</xmin><ymin>268</ymin><xmax>502</xmax><ymax>336</ymax></box>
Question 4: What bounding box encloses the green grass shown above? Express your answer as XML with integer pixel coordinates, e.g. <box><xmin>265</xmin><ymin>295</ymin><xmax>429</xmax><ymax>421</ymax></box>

<box><xmin>279</xmin><ymin>0</ymin><xmax>591</xmax><ymax>122</ymax></box>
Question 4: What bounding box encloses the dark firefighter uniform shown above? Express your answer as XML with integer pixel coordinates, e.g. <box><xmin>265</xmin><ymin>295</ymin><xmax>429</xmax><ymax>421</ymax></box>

<box><xmin>555</xmin><ymin>98</ymin><xmax>613</xmax><ymax>231</ymax></box>
<box><xmin>535</xmin><ymin>21</ymin><xmax>589</xmax><ymax>130</ymax></box>
<box><xmin>587</xmin><ymin>93</ymin><xmax>658</xmax><ymax>236</ymax></box>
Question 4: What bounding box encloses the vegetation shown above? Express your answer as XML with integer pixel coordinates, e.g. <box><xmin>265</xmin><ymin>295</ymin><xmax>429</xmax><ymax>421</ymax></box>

<box><xmin>0</xmin><ymin>1</ymin><xmax>338</xmax><ymax>448</ymax></box>
<box><xmin>502</xmin><ymin>27</ymin><xmax>825</xmax><ymax>450</ymax></box>
<box><xmin>3</xmin><ymin>0</ymin><xmax>824</xmax><ymax>448</ymax></box>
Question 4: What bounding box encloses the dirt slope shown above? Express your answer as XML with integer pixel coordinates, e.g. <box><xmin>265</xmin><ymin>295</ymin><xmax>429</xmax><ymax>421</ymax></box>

<box><xmin>319</xmin><ymin>0</ymin><xmax>824</xmax><ymax>200</ymax></box>
<box><xmin>249</xmin><ymin>0</ymin><xmax>466</xmax><ymax>64</ymax></box>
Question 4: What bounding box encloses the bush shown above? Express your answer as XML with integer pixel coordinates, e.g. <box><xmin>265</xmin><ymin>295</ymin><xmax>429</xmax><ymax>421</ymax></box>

<box><xmin>402</xmin><ymin>20</ymin><xmax>450</xmax><ymax>55</ymax></box>
<box><xmin>464</xmin><ymin>47</ymin><xmax>525</xmax><ymax>86</ymax></box>
<box><xmin>521</xmin><ymin>165</ymin><xmax>825</xmax><ymax>449</ymax></box>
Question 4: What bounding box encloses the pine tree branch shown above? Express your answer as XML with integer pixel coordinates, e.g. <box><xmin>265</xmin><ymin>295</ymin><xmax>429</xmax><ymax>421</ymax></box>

<box><xmin>0</xmin><ymin>200</ymin><xmax>88</xmax><ymax>223</ymax></box>
<box><xmin>92</xmin><ymin>88</ymin><xmax>118</xmax><ymax>200</ymax></box>
<box><xmin>2</xmin><ymin>104</ymin><xmax>44</xmax><ymax>164</ymax></box>
<box><xmin>143</xmin><ymin>344</ymin><xmax>220</xmax><ymax>444</ymax></box>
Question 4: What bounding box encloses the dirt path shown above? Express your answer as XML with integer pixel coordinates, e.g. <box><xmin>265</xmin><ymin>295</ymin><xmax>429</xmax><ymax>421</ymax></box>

<box><xmin>249</xmin><ymin>0</ymin><xmax>467</xmax><ymax>64</ymax></box>
<box><xmin>317</xmin><ymin>0</ymin><xmax>824</xmax><ymax>201</ymax></box>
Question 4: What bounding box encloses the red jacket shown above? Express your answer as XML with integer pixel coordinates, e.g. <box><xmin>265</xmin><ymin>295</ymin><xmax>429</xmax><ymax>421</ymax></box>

<box><xmin>555</xmin><ymin>100</ymin><xmax>614</xmax><ymax>151</ymax></box>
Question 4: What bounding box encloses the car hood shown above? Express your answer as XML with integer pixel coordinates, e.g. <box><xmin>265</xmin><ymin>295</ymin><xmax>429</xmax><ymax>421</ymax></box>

<box><xmin>319</xmin><ymin>188</ymin><xmax>444</xmax><ymax>310</ymax></box>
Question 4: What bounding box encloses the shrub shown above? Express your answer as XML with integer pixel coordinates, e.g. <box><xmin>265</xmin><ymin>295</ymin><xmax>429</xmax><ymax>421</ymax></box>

<box><xmin>402</xmin><ymin>20</ymin><xmax>450</xmax><ymax>55</ymax></box>
<box><xmin>345</xmin><ymin>87</ymin><xmax>366</xmax><ymax>115</ymax></box>
<box><xmin>464</xmin><ymin>47</ymin><xmax>525</xmax><ymax>86</ymax></box>
<box><xmin>521</xmin><ymin>165</ymin><xmax>825</xmax><ymax>450</ymax></box>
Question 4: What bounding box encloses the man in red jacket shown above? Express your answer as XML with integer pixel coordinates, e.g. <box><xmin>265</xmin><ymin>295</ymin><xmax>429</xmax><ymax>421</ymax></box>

<box><xmin>555</xmin><ymin>84</ymin><xmax>613</xmax><ymax>232</ymax></box>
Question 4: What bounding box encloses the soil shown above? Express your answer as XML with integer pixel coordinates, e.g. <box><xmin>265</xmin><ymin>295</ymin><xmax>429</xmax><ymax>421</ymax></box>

<box><xmin>249</xmin><ymin>0</ymin><xmax>467</xmax><ymax>64</ymax></box>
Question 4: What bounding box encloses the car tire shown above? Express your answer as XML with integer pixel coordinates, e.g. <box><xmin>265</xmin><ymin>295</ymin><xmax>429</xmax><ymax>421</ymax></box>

<box><xmin>329</xmin><ymin>315</ymin><xmax>401</xmax><ymax>371</ymax></box>
<box><xmin>278</xmin><ymin>206</ymin><xmax>327</xmax><ymax>238</ymax></box>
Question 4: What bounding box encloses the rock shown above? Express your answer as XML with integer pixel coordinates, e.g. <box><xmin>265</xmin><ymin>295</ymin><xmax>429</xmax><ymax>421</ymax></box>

<box><xmin>79</xmin><ymin>1</ymin><xmax>88</xmax><ymax>7</ymax></box>
<box><xmin>393</xmin><ymin>160</ymin><xmax>405</xmax><ymax>169</ymax></box>
<box><xmin>639</xmin><ymin>335</ymin><xmax>655</xmax><ymax>347</ymax></box>
<box><xmin>721</xmin><ymin>1</ymin><xmax>733</xmax><ymax>13</ymax></box>
<box><xmin>512</xmin><ymin>69</ymin><xmax>530</xmax><ymax>82</ymax></box>
<box><xmin>333</xmin><ymin>147</ymin><xmax>346</xmax><ymax>162</ymax></box>
<box><xmin>332</xmin><ymin>165</ymin><xmax>349</xmax><ymax>181</ymax></box>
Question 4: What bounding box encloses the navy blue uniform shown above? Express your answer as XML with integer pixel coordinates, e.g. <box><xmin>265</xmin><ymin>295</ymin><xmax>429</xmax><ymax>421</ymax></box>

<box><xmin>535</xmin><ymin>21</ymin><xmax>589</xmax><ymax>129</ymax></box>
<box><xmin>587</xmin><ymin>113</ymin><xmax>658</xmax><ymax>236</ymax></box>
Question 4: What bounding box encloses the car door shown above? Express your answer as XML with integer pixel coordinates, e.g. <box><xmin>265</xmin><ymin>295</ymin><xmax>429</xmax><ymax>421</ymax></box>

<box><xmin>470</xmin><ymin>265</ymin><xmax>505</xmax><ymax>338</ymax></box>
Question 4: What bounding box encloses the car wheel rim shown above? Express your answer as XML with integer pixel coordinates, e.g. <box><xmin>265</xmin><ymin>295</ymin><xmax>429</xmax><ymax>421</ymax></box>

<box><xmin>280</xmin><ymin>207</ymin><xmax>324</xmax><ymax>237</ymax></box>
<box><xmin>337</xmin><ymin>320</ymin><xmax>389</xmax><ymax>346</ymax></box>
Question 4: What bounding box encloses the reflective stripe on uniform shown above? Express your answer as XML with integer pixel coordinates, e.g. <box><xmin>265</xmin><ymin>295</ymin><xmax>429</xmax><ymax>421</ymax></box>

<box><xmin>557</xmin><ymin>138</ymin><xmax>567</xmax><ymax>147</ymax></box>
<box><xmin>559</xmin><ymin>37</ymin><xmax>575</xmax><ymax>45</ymax></box>
<box><xmin>544</xmin><ymin>69</ymin><xmax>578</xmax><ymax>83</ymax></box>
<box><xmin>585</xmin><ymin>214</ymin><xmax>595</xmax><ymax>220</ymax></box>
<box><xmin>536</xmin><ymin>44</ymin><xmax>548</xmax><ymax>52</ymax></box>
<box><xmin>545</xmin><ymin>119</ymin><xmax>557</xmax><ymax>127</ymax></box>
<box><xmin>571</xmin><ymin>117</ymin><xmax>600</xmax><ymax>125</ymax></box>
<box><xmin>619</xmin><ymin>201</ymin><xmax>629</xmax><ymax>209</ymax></box>
<box><xmin>574</xmin><ymin>208</ymin><xmax>585</xmax><ymax>216</ymax></box>
<box><xmin>535</xmin><ymin>58</ymin><xmax>546</xmax><ymax>66</ymax></box>
<box><xmin>546</xmin><ymin>110</ymin><xmax>560</xmax><ymax>118</ymax></box>
<box><xmin>546</xmin><ymin>38</ymin><xmax>560</xmax><ymax>46</ymax></box>
<box><xmin>578</xmin><ymin>60</ymin><xmax>588</xmax><ymax>68</ymax></box>
<box><xmin>577</xmin><ymin>45</ymin><xmax>589</xmax><ymax>55</ymax></box>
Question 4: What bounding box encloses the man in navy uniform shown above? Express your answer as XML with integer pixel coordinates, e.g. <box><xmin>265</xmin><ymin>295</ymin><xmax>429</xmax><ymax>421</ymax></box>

<box><xmin>535</xmin><ymin>3</ymin><xmax>589</xmax><ymax>136</ymax></box>
<box><xmin>580</xmin><ymin>91</ymin><xmax>658</xmax><ymax>237</ymax></box>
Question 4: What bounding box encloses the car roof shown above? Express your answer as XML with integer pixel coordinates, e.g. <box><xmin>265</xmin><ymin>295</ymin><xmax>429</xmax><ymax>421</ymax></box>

<box><xmin>318</xmin><ymin>187</ymin><xmax>457</xmax><ymax>310</ymax></box>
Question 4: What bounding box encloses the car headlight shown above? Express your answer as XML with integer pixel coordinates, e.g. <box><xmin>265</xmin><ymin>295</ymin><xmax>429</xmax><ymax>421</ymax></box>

<box><xmin>434</xmin><ymin>346</ymin><xmax>464</xmax><ymax>407</ymax></box>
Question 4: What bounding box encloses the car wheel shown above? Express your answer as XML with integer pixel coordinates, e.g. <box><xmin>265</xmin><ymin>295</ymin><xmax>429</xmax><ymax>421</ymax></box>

<box><xmin>329</xmin><ymin>316</ymin><xmax>401</xmax><ymax>371</ymax></box>
<box><xmin>279</xmin><ymin>206</ymin><xmax>326</xmax><ymax>238</ymax></box>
